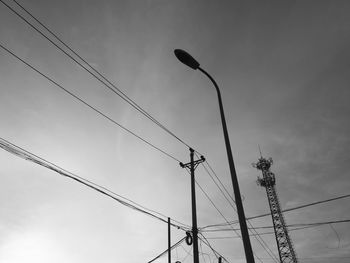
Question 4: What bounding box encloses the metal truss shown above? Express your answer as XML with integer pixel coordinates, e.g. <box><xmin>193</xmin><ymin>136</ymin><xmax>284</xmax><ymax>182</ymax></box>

<box><xmin>253</xmin><ymin>157</ymin><xmax>298</xmax><ymax>263</ymax></box>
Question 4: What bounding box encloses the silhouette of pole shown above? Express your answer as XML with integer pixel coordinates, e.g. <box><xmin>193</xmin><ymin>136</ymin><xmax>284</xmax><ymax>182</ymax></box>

<box><xmin>190</xmin><ymin>149</ymin><xmax>199</xmax><ymax>263</ymax></box>
<box><xmin>180</xmin><ymin>148</ymin><xmax>205</xmax><ymax>263</ymax></box>
<box><xmin>168</xmin><ymin>217</ymin><xmax>171</xmax><ymax>263</ymax></box>
<box><xmin>174</xmin><ymin>49</ymin><xmax>255</xmax><ymax>263</ymax></box>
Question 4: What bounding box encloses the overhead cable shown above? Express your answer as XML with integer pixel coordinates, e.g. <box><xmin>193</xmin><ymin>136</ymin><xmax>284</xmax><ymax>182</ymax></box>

<box><xmin>201</xmin><ymin>158</ymin><xmax>236</xmax><ymax>205</ymax></box>
<box><xmin>196</xmin><ymin>155</ymin><xmax>279</xmax><ymax>262</ymax></box>
<box><xmin>147</xmin><ymin>237</ymin><xmax>186</xmax><ymax>263</ymax></box>
<box><xmin>198</xmin><ymin>233</ymin><xmax>231</xmax><ymax>263</ymax></box>
<box><xmin>0</xmin><ymin>42</ymin><xmax>180</xmax><ymax>163</ymax></box>
<box><xmin>190</xmin><ymin>174</ymin><xmax>268</xmax><ymax>263</ymax></box>
<box><xmin>0</xmin><ymin>136</ymin><xmax>190</xmax><ymax>230</ymax></box>
<box><xmin>202</xmin><ymin>218</ymin><xmax>350</xmax><ymax>233</ymax></box>
<box><xmin>206</xmin><ymin>225</ymin><xmax>317</xmax><ymax>239</ymax></box>
<box><xmin>202</xmin><ymin>193</ymin><xmax>350</xmax><ymax>229</ymax></box>
<box><xmin>179</xmin><ymin>244</ymin><xmax>192</xmax><ymax>263</ymax></box>
<box><xmin>2</xmin><ymin>0</ymin><xmax>193</xmax><ymax>151</ymax></box>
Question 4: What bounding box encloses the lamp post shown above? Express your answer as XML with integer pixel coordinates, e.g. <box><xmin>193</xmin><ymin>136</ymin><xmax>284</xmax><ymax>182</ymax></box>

<box><xmin>174</xmin><ymin>49</ymin><xmax>255</xmax><ymax>263</ymax></box>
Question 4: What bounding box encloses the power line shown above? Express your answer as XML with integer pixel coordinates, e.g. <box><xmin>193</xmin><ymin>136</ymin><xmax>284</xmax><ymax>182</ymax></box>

<box><xmin>0</xmin><ymin>42</ymin><xmax>181</xmax><ymax>163</ymax></box>
<box><xmin>179</xmin><ymin>244</ymin><xmax>192</xmax><ymax>263</ymax></box>
<box><xmin>1</xmin><ymin>24</ymin><xmax>276</xmax><ymax>259</ymax></box>
<box><xmin>147</xmin><ymin>237</ymin><xmax>186</xmax><ymax>263</ymax></box>
<box><xmin>202</xmin><ymin>218</ymin><xmax>350</xmax><ymax>233</ymax></box>
<box><xmin>199</xmin><ymin>238</ymin><xmax>209</xmax><ymax>263</ymax></box>
<box><xmin>1</xmin><ymin>0</ymin><xmax>254</xmax><ymax>235</ymax></box>
<box><xmin>2</xmin><ymin>2</ymin><xmax>273</xmax><ymax>250</ymax></box>
<box><xmin>194</xmin><ymin>176</ymin><xmax>241</xmax><ymax>238</ymax></box>
<box><xmin>202</xmin><ymin>159</ymin><xmax>237</xmax><ymax>205</ymax></box>
<box><xmin>181</xmin><ymin>167</ymin><xmax>241</xmax><ymax>237</ymax></box>
<box><xmin>204</xmin><ymin>225</ymin><xmax>323</xmax><ymax>240</ymax></box>
<box><xmin>190</xmin><ymin>175</ymin><xmax>269</xmax><ymax>263</ymax></box>
<box><xmin>0</xmin><ymin>136</ymin><xmax>190</xmax><ymax>231</ymax></box>
<box><xmin>213</xmin><ymin>256</ymin><xmax>350</xmax><ymax>261</ymax></box>
<box><xmin>196</xmin><ymin>155</ymin><xmax>279</xmax><ymax>262</ymax></box>
<box><xmin>6</xmin><ymin>2</ymin><xmax>345</xmax><ymax>260</ymax></box>
<box><xmin>2</xmin><ymin>0</ymin><xmax>193</xmax><ymax>151</ymax></box>
<box><xmin>202</xmin><ymin>193</ymin><xmax>350</xmax><ymax>229</ymax></box>
<box><xmin>183</xmin><ymin>161</ymin><xmax>277</xmax><ymax>262</ymax></box>
<box><xmin>198</xmin><ymin>233</ymin><xmax>231</xmax><ymax>263</ymax></box>
<box><xmin>196</xmin><ymin>155</ymin><xmax>235</xmax><ymax>210</ymax></box>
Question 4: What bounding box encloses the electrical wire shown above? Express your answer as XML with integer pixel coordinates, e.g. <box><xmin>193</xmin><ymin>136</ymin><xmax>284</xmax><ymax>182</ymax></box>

<box><xmin>2</xmin><ymin>1</ymin><xmax>275</xmax><ymax>246</ymax></box>
<box><xmin>198</xmin><ymin>233</ymin><xmax>231</xmax><ymax>263</ymax></box>
<box><xmin>214</xmin><ymin>256</ymin><xmax>350</xmax><ymax>261</ymax></box>
<box><xmin>179</xmin><ymin>244</ymin><xmax>192</xmax><ymax>263</ymax></box>
<box><xmin>202</xmin><ymin>159</ymin><xmax>237</xmax><ymax>205</ymax></box>
<box><xmin>195</xmin><ymin>178</ymin><xmax>241</xmax><ymax>238</ymax></box>
<box><xmin>205</xmin><ymin>225</ymin><xmax>317</xmax><ymax>239</ymax></box>
<box><xmin>0</xmin><ymin>42</ymin><xmax>181</xmax><ymax>163</ymax></box>
<box><xmin>6</xmin><ymin>3</ymin><xmax>346</xmax><ymax>260</ymax></box>
<box><xmin>147</xmin><ymin>237</ymin><xmax>186</xmax><ymax>263</ymax></box>
<box><xmin>199</xmin><ymin>238</ymin><xmax>208</xmax><ymax>263</ymax></box>
<box><xmin>1</xmin><ymin>0</ymin><xmax>194</xmax><ymax>151</ymax></box>
<box><xmin>183</xmin><ymin>165</ymin><xmax>277</xmax><ymax>263</ymax></box>
<box><xmin>0</xmin><ymin>136</ymin><xmax>190</xmax><ymax>231</ymax></box>
<box><xmin>191</xmin><ymin>174</ymin><xmax>268</xmax><ymax>263</ymax></box>
<box><xmin>195</xmin><ymin>155</ymin><xmax>279</xmax><ymax>262</ymax></box>
<box><xmin>202</xmin><ymin>193</ymin><xmax>350</xmax><ymax>229</ymax></box>
<box><xmin>202</xmin><ymin>219</ymin><xmax>350</xmax><ymax>234</ymax></box>
<box><xmin>180</xmin><ymin>166</ymin><xmax>241</xmax><ymax>238</ymax></box>
<box><xmin>0</xmin><ymin>16</ymin><xmax>277</xmax><ymax>258</ymax></box>
<box><xmin>196</xmin><ymin>155</ymin><xmax>235</xmax><ymax>210</ymax></box>
<box><xmin>328</xmin><ymin>224</ymin><xmax>341</xmax><ymax>249</ymax></box>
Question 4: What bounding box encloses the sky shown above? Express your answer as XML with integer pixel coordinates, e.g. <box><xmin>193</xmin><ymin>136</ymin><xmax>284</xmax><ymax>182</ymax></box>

<box><xmin>0</xmin><ymin>0</ymin><xmax>350</xmax><ymax>262</ymax></box>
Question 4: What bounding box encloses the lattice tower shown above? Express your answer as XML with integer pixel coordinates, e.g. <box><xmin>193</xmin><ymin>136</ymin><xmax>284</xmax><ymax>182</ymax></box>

<box><xmin>252</xmin><ymin>157</ymin><xmax>298</xmax><ymax>263</ymax></box>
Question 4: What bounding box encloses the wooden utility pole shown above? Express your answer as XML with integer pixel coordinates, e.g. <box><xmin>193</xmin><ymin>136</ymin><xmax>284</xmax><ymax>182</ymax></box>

<box><xmin>180</xmin><ymin>148</ymin><xmax>205</xmax><ymax>263</ymax></box>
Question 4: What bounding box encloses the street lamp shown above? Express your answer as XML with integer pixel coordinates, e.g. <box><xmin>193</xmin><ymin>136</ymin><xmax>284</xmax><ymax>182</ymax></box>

<box><xmin>174</xmin><ymin>49</ymin><xmax>255</xmax><ymax>263</ymax></box>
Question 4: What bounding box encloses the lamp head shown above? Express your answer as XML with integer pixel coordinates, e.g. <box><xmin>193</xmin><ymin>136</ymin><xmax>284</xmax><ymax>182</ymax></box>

<box><xmin>174</xmin><ymin>49</ymin><xmax>200</xmax><ymax>70</ymax></box>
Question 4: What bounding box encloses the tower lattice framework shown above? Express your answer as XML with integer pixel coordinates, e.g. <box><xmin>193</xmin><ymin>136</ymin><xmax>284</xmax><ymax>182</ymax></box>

<box><xmin>253</xmin><ymin>157</ymin><xmax>298</xmax><ymax>263</ymax></box>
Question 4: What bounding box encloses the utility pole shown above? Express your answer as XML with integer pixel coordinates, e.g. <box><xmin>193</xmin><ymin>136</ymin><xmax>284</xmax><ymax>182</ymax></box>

<box><xmin>180</xmin><ymin>148</ymin><xmax>205</xmax><ymax>263</ymax></box>
<box><xmin>168</xmin><ymin>217</ymin><xmax>171</xmax><ymax>263</ymax></box>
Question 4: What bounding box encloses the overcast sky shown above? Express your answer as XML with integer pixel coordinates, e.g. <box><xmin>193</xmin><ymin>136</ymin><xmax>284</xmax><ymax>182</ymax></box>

<box><xmin>1</xmin><ymin>0</ymin><xmax>350</xmax><ymax>262</ymax></box>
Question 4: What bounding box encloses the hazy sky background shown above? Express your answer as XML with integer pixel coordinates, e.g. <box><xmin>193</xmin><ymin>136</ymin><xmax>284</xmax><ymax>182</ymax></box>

<box><xmin>1</xmin><ymin>0</ymin><xmax>350</xmax><ymax>262</ymax></box>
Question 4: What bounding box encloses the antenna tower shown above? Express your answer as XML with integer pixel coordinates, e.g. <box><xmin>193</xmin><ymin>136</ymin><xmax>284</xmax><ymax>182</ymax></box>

<box><xmin>252</xmin><ymin>156</ymin><xmax>298</xmax><ymax>263</ymax></box>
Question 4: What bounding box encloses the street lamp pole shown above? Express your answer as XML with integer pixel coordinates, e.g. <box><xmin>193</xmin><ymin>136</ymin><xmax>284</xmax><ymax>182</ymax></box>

<box><xmin>174</xmin><ymin>49</ymin><xmax>255</xmax><ymax>263</ymax></box>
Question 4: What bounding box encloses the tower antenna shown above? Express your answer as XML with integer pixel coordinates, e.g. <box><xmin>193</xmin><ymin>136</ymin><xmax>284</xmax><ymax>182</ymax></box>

<box><xmin>253</xmin><ymin>155</ymin><xmax>298</xmax><ymax>263</ymax></box>
<box><xmin>258</xmin><ymin>144</ymin><xmax>263</xmax><ymax>158</ymax></box>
